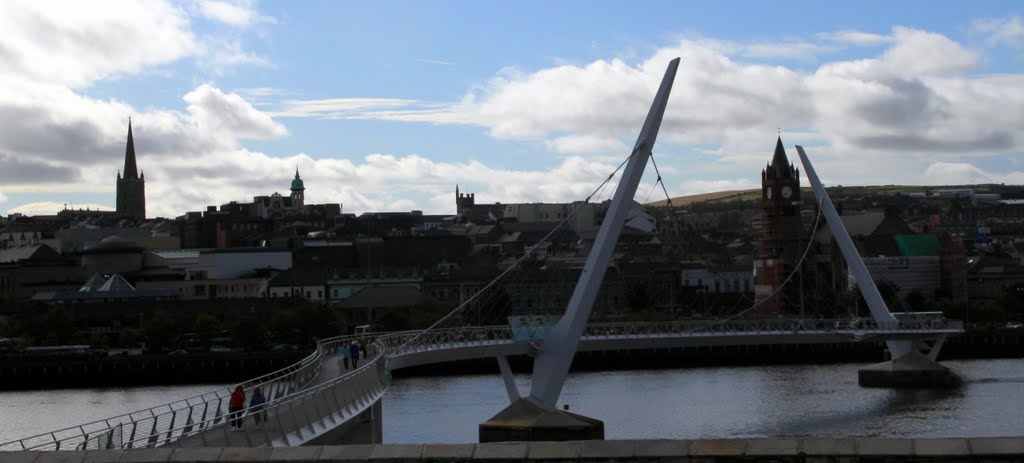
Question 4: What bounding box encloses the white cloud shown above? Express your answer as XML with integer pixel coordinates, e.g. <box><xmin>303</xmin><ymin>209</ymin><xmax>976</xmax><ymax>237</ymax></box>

<box><xmin>545</xmin><ymin>134</ymin><xmax>627</xmax><ymax>154</ymax></box>
<box><xmin>742</xmin><ymin>41</ymin><xmax>835</xmax><ymax>60</ymax></box>
<box><xmin>271</xmin><ymin>98</ymin><xmax>419</xmax><ymax>118</ymax></box>
<box><xmin>973</xmin><ymin>16</ymin><xmax>1024</xmax><ymax>47</ymax></box>
<box><xmin>817</xmin><ymin>30</ymin><xmax>892</xmax><ymax>46</ymax></box>
<box><xmin>184</xmin><ymin>84</ymin><xmax>287</xmax><ymax>140</ymax></box>
<box><xmin>0</xmin><ymin>0</ymin><xmax>198</xmax><ymax>88</ymax></box>
<box><xmin>8</xmin><ymin>202</ymin><xmax>111</xmax><ymax>216</ymax></box>
<box><xmin>0</xmin><ymin>191</ymin><xmax>7</xmax><ymax>204</ymax></box>
<box><xmin>193</xmin><ymin>0</ymin><xmax>275</xmax><ymax>28</ymax></box>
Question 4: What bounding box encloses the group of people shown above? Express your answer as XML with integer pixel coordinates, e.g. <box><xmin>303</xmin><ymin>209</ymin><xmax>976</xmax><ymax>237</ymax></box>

<box><xmin>340</xmin><ymin>339</ymin><xmax>365</xmax><ymax>369</ymax></box>
<box><xmin>228</xmin><ymin>385</ymin><xmax>267</xmax><ymax>431</ymax></box>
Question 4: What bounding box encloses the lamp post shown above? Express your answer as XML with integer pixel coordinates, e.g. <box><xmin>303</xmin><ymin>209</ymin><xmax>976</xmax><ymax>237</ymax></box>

<box><xmin>793</xmin><ymin>200</ymin><xmax>805</xmax><ymax>324</ymax></box>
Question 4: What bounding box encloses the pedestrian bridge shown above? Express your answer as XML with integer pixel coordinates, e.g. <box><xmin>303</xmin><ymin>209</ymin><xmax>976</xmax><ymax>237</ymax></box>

<box><xmin>0</xmin><ymin>318</ymin><xmax>962</xmax><ymax>452</ymax></box>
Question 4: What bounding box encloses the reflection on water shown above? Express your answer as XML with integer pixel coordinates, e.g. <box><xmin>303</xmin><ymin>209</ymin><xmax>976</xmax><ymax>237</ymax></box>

<box><xmin>382</xmin><ymin>359</ymin><xmax>1024</xmax><ymax>443</ymax></box>
<box><xmin>0</xmin><ymin>384</ymin><xmax>227</xmax><ymax>445</ymax></box>
<box><xmin>0</xmin><ymin>359</ymin><xmax>1021</xmax><ymax>446</ymax></box>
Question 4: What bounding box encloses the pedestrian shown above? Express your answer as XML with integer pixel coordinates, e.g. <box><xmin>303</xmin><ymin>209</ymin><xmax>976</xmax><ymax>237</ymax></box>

<box><xmin>249</xmin><ymin>387</ymin><xmax>267</xmax><ymax>428</ymax></box>
<box><xmin>228</xmin><ymin>385</ymin><xmax>246</xmax><ymax>430</ymax></box>
<box><xmin>341</xmin><ymin>342</ymin><xmax>351</xmax><ymax>369</ymax></box>
<box><xmin>349</xmin><ymin>341</ymin><xmax>360</xmax><ymax>368</ymax></box>
<box><xmin>360</xmin><ymin>339</ymin><xmax>367</xmax><ymax>359</ymax></box>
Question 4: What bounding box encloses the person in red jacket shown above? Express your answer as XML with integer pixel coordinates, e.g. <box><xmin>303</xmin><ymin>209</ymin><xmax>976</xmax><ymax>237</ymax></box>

<box><xmin>228</xmin><ymin>385</ymin><xmax>246</xmax><ymax>430</ymax></box>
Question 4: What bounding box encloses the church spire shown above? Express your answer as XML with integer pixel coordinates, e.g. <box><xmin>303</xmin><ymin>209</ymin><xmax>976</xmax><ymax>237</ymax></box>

<box><xmin>123</xmin><ymin>119</ymin><xmax>139</xmax><ymax>179</ymax></box>
<box><xmin>768</xmin><ymin>136</ymin><xmax>793</xmax><ymax>179</ymax></box>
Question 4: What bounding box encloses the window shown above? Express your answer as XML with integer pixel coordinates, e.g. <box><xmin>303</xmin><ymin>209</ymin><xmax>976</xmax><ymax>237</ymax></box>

<box><xmin>318</xmin><ymin>290</ymin><xmax>323</xmax><ymax>298</ymax></box>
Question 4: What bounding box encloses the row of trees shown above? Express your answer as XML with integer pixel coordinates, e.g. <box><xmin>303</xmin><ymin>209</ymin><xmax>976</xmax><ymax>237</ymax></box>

<box><xmin>0</xmin><ymin>302</ymin><xmax>347</xmax><ymax>353</ymax></box>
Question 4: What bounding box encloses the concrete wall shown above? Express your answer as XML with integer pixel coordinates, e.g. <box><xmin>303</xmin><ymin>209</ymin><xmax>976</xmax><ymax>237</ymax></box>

<box><xmin>11</xmin><ymin>437</ymin><xmax>1024</xmax><ymax>462</ymax></box>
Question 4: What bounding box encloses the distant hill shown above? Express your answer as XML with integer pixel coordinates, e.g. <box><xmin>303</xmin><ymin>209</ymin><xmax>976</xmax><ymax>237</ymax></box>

<box><xmin>645</xmin><ymin>184</ymin><xmax>1012</xmax><ymax>207</ymax></box>
<box><xmin>646</xmin><ymin>189</ymin><xmax>758</xmax><ymax>207</ymax></box>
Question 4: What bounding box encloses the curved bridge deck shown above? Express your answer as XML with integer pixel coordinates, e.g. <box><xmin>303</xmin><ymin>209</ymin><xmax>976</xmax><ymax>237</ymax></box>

<box><xmin>0</xmin><ymin>319</ymin><xmax>963</xmax><ymax>451</ymax></box>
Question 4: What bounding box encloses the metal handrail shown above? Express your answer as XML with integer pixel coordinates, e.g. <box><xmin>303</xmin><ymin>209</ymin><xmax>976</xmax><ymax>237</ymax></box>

<box><xmin>0</xmin><ymin>335</ymin><xmax>354</xmax><ymax>451</ymax></box>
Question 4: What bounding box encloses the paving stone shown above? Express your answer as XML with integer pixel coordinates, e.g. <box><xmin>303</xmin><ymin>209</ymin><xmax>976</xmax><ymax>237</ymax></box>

<box><xmin>169</xmin><ymin>448</ymin><xmax>222</xmax><ymax>463</ymax></box>
<box><xmin>914</xmin><ymin>438</ymin><xmax>970</xmax><ymax>456</ymax></box>
<box><xmin>690</xmin><ymin>439</ymin><xmax>745</xmax><ymax>456</ymax></box>
<box><xmin>527</xmin><ymin>442</ymin><xmax>579</xmax><ymax>460</ymax></box>
<box><xmin>420</xmin><ymin>444</ymin><xmax>475</xmax><ymax>460</ymax></box>
<box><xmin>269</xmin><ymin>447</ymin><xmax>323</xmax><ymax>462</ymax></box>
<box><xmin>119</xmin><ymin>448</ymin><xmax>174</xmax><ymax>463</ymax></box>
<box><xmin>970</xmin><ymin>437</ymin><xmax>1024</xmax><ymax>455</ymax></box>
<box><xmin>369</xmin><ymin>445</ymin><xmax>423</xmax><ymax>460</ymax></box>
<box><xmin>473</xmin><ymin>442</ymin><xmax>528</xmax><ymax>460</ymax></box>
<box><xmin>799</xmin><ymin>438</ymin><xmax>856</xmax><ymax>456</ymax></box>
<box><xmin>33</xmin><ymin>452</ymin><xmax>86</xmax><ymax>463</ymax></box>
<box><xmin>1</xmin><ymin>451</ymin><xmax>40</xmax><ymax>463</ymax></box>
<box><xmin>217</xmin><ymin>447</ymin><xmax>272</xmax><ymax>462</ymax></box>
<box><xmin>634</xmin><ymin>440</ymin><xmax>690</xmax><ymax>457</ymax></box>
<box><xmin>857</xmin><ymin>438</ymin><xmax>912</xmax><ymax>456</ymax></box>
<box><xmin>319</xmin><ymin>445</ymin><xmax>375</xmax><ymax>462</ymax></box>
<box><xmin>82</xmin><ymin>450</ymin><xmax>125</xmax><ymax>463</ymax></box>
<box><xmin>744</xmin><ymin>438</ymin><xmax>797</xmax><ymax>456</ymax></box>
<box><xmin>579</xmin><ymin>440</ymin><xmax>634</xmax><ymax>459</ymax></box>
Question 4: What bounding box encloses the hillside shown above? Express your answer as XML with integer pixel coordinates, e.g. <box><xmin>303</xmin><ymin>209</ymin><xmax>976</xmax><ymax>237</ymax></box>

<box><xmin>645</xmin><ymin>184</ymin><xmax>1012</xmax><ymax>207</ymax></box>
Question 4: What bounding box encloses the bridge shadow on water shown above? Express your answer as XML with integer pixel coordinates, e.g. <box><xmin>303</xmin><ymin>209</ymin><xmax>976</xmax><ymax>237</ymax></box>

<box><xmin>739</xmin><ymin>381</ymin><xmax>967</xmax><ymax>438</ymax></box>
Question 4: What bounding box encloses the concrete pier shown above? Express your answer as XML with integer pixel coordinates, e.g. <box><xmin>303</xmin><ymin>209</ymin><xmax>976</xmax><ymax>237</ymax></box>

<box><xmin>479</xmin><ymin>398</ymin><xmax>604</xmax><ymax>443</ymax></box>
<box><xmin>858</xmin><ymin>351</ymin><xmax>959</xmax><ymax>388</ymax></box>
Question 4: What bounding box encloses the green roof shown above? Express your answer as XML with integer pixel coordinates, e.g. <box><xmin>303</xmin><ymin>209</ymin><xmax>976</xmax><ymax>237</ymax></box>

<box><xmin>893</xmin><ymin>234</ymin><xmax>938</xmax><ymax>256</ymax></box>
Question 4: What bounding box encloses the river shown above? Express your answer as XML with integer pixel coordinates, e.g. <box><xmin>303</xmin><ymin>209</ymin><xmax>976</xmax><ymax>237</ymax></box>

<box><xmin>1</xmin><ymin>359</ymin><xmax>1022</xmax><ymax>445</ymax></box>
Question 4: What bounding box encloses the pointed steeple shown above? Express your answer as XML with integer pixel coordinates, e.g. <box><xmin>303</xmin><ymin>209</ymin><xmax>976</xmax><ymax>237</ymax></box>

<box><xmin>456</xmin><ymin>184</ymin><xmax>460</xmax><ymax>196</ymax></box>
<box><xmin>769</xmin><ymin>136</ymin><xmax>793</xmax><ymax>179</ymax></box>
<box><xmin>290</xmin><ymin>168</ymin><xmax>305</xmax><ymax>191</ymax></box>
<box><xmin>123</xmin><ymin>119</ymin><xmax>139</xmax><ymax>179</ymax></box>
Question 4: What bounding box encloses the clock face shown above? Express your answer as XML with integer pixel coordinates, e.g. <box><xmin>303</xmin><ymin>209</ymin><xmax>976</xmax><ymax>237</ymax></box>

<box><xmin>766</xmin><ymin>188</ymin><xmax>773</xmax><ymax>199</ymax></box>
<box><xmin>781</xmin><ymin>186</ymin><xmax>793</xmax><ymax>198</ymax></box>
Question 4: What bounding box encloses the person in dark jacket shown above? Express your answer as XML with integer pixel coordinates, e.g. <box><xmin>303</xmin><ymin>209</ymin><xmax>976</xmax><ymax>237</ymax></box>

<box><xmin>349</xmin><ymin>341</ymin><xmax>361</xmax><ymax>368</ymax></box>
<box><xmin>249</xmin><ymin>387</ymin><xmax>267</xmax><ymax>427</ymax></box>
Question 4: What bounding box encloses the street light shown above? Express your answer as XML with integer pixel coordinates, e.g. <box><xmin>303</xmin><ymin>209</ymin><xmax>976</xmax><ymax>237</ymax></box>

<box><xmin>793</xmin><ymin>200</ymin><xmax>805</xmax><ymax>324</ymax></box>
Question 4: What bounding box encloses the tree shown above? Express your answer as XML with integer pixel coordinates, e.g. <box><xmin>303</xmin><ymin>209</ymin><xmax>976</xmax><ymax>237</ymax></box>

<box><xmin>143</xmin><ymin>311</ymin><xmax>176</xmax><ymax>353</ymax></box>
<box><xmin>43</xmin><ymin>306</ymin><xmax>75</xmax><ymax>345</ymax></box>
<box><xmin>903</xmin><ymin>290</ymin><xmax>928</xmax><ymax>312</ymax></box>
<box><xmin>119</xmin><ymin>327</ymin><xmax>140</xmax><ymax>348</ymax></box>
<box><xmin>853</xmin><ymin>279</ymin><xmax>903</xmax><ymax>313</ymax></box>
<box><xmin>232</xmin><ymin>316</ymin><xmax>267</xmax><ymax>352</ymax></box>
<box><xmin>191</xmin><ymin>314</ymin><xmax>222</xmax><ymax>349</ymax></box>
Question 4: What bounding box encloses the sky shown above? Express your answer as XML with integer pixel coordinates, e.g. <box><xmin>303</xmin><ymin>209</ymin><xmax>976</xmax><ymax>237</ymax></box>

<box><xmin>3</xmin><ymin>1</ymin><xmax>1024</xmax><ymax>218</ymax></box>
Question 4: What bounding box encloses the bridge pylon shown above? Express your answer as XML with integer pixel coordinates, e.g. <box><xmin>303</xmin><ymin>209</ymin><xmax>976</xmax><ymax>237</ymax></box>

<box><xmin>794</xmin><ymin>145</ymin><xmax>960</xmax><ymax>387</ymax></box>
<box><xmin>480</xmin><ymin>57</ymin><xmax>680</xmax><ymax>442</ymax></box>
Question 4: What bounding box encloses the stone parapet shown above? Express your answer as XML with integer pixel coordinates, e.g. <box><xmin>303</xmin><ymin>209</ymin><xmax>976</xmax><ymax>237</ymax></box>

<box><xmin>15</xmin><ymin>437</ymin><xmax>1024</xmax><ymax>463</ymax></box>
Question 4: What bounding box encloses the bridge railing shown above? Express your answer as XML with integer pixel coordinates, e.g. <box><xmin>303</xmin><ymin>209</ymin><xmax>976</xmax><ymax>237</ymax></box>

<box><xmin>130</xmin><ymin>336</ymin><xmax>387</xmax><ymax>449</ymax></box>
<box><xmin>0</xmin><ymin>336</ymin><xmax>342</xmax><ymax>452</ymax></box>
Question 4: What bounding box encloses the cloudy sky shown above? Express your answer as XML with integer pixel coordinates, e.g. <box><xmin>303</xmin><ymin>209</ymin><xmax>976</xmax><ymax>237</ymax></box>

<box><xmin>3</xmin><ymin>1</ymin><xmax>1024</xmax><ymax>218</ymax></box>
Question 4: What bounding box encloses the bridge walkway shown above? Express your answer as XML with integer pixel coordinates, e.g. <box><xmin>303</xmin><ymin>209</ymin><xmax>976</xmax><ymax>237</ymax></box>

<box><xmin>172</xmin><ymin>354</ymin><xmax>350</xmax><ymax>447</ymax></box>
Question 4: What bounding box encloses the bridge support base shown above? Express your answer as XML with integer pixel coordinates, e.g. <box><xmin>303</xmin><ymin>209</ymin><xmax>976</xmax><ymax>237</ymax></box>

<box><xmin>479</xmin><ymin>398</ymin><xmax>604</xmax><ymax>443</ymax></box>
<box><xmin>858</xmin><ymin>351</ymin><xmax>958</xmax><ymax>388</ymax></box>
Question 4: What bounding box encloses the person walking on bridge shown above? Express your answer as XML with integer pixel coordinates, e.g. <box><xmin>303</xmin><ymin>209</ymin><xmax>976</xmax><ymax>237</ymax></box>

<box><xmin>349</xmin><ymin>341</ymin><xmax>361</xmax><ymax>368</ymax></box>
<box><xmin>228</xmin><ymin>385</ymin><xmax>246</xmax><ymax>430</ymax></box>
<box><xmin>341</xmin><ymin>343</ymin><xmax>351</xmax><ymax>369</ymax></box>
<box><xmin>249</xmin><ymin>387</ymin><xmax>267</xmax><ymax>428</ymax></box>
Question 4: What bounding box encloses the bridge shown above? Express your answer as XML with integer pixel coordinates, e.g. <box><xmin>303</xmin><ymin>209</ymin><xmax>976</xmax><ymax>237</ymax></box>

<box><xmin>0</xmin><ymin>317</ymin><xmax>962</xmax><ymax>451</ymax></box>
<box><xmin>0</xmin><ymin>57</ymin><xmax>967</xmax><ymax>452</ymax></box>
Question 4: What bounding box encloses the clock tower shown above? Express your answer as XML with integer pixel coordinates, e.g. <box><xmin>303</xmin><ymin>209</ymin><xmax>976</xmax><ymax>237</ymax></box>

<box><xmin>754</xmin><ymin>137</ymin><xmax>802</xmax><ymax>314</ymax></box>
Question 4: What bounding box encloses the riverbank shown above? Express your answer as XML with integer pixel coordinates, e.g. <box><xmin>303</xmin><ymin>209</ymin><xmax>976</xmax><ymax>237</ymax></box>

<box><xmin>1</xmin><ymin>331</ymin><xmax>1020</xmax><ymax>389</ymax></box>
<box><xmin>0</xmin><ymin>351</ymin><xmax>306</xmax><ymax>390</ymax></box>
<box><xmin>391</xmin><ymin>331</ymin><xmax>1024</xmax><ymax>377</ymax></box>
